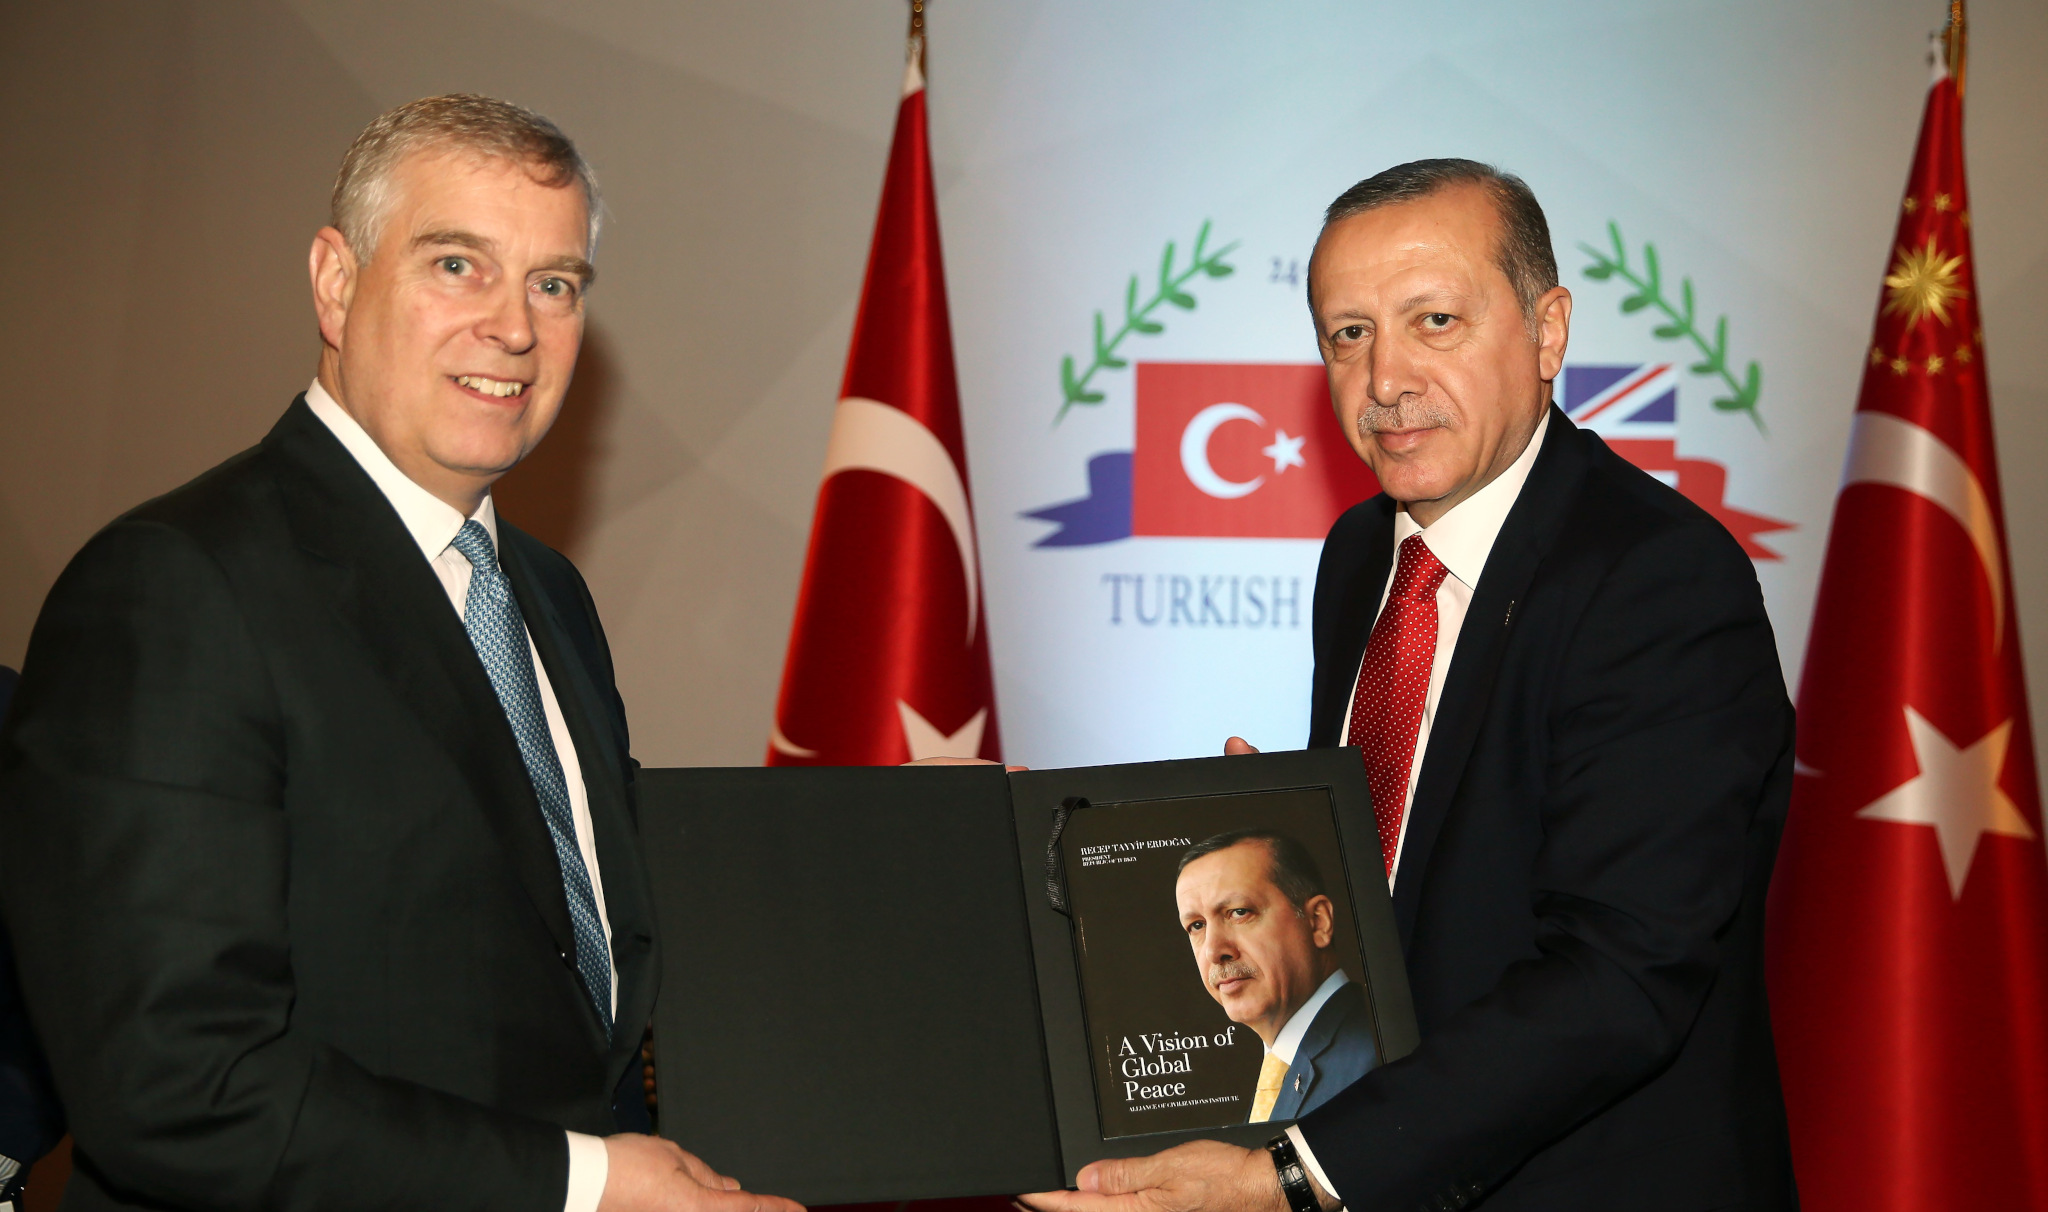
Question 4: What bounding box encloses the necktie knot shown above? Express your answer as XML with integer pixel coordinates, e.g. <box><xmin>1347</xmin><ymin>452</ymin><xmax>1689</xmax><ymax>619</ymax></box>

<box><xmin>449</xmin><ymin>518</ymin><xmax>497</xmax><ymax>570</ymax></box>
<box><xmin>1389</xmin><ymin>534</ymin><xmax>1450</xmax><ymax>601</ymax></box>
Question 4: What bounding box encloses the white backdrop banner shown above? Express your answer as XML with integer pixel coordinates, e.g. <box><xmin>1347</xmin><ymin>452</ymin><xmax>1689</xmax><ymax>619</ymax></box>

<box><xmin>937</xmin><ymin>2</ymin><xmax>1922</xmax><ymax>767</ymax></box>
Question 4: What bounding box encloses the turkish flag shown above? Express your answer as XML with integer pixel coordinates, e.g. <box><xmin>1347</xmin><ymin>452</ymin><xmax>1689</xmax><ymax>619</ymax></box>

<box><xmin>1131</xmin><ymin>362</ymin><xmax>1379</xmax><ymax>538</ymax></box>
<box><xmin>765</xmin><ymin>49</ymin><xmax>1000</xmax><ymax>768</ymax></box>
<box><xmin>1765</xmin><ymin>57</ymin><xmax>2048</xmax><ymax>1211</ymax></box>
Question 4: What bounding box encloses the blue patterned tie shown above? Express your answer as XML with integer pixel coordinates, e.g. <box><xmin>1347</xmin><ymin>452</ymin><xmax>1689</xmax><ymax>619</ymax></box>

<box><xmin>449</xmin><ymin>520</ymin><xmax>612</xmax><ymax>1036</ymax></box>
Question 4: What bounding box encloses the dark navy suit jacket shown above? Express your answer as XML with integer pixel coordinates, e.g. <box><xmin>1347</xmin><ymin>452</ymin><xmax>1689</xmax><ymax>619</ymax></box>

<box><xmin>0</xmin><ymin>664</ymin><xmax>66</xmax><ymax>1179</ymax></box>
<box><xmin>1267</xmin><ymin>979</ymin><xmax>1378</xmax><ymax>1123</ymax></box>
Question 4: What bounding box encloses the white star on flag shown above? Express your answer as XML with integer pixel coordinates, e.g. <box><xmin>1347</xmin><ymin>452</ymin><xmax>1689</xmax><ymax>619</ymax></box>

<box><xmin>1855</xmin><ymin>706</ymin><xmax>2037</xmax><ymax>898</ymax></box>
<box><xmin>896</xmin><ymin>700</ymin><xmax>989</xmax><ymax>761</ymax></box>
<box><xmin>1262</xmin><ymin>430</ymin><xmax>1307</xmax><ymax>475</ymax></box>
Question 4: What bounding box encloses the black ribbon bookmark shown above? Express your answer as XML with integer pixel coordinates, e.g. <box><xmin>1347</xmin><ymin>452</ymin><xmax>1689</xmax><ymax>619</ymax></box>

<box><xmin>1044</xmin><ymin>796</ymin><xmax>1090</xmax><ymax>915</ymax></box>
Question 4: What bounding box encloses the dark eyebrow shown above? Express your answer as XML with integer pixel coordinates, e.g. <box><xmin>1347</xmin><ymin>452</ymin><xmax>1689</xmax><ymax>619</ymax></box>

<box><xmin>412</xmin><ymin>229</ymin><xmax>597</xmax><ymax>287</ymax></box>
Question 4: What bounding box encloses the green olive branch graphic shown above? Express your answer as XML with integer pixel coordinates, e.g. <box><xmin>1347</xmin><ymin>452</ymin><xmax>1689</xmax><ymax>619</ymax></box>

<box><xmin>1058</xmin><ymin>220</ymin><xmax>1239</xmax><ymax>424</ymax></box>
<box><xmin>1578</xmin><ymin>221</ymin><xmax>1764</xmax><ymax>434</ymax></box>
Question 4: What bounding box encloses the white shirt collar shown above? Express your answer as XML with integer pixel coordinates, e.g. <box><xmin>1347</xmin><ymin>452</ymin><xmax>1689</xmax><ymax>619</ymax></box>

<box><xmin>303</xmin><ymin>378</ymin><xmax>497</xmax><ymax>562</ymax></box>
<box><xmin>1268</xmin><ymin>968</ymin><xmax>1351</xmax><ymax>1064</ymax></box>
<box><xmin>1393</xmin><ymin>409</ymin><xmax>1550</xmax><ymax>588</ymax></box>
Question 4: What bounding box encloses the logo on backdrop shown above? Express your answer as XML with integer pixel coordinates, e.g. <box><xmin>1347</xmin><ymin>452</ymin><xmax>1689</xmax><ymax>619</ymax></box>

<box><xmin>1026</xmin><ymin>363</ymin><xmax>1377</xmax><ymax>545</ymax></box>
<box><xmin>1027</xmin><ymin>221</ymin><xmax>1791</xmax><ymax>639</ymax></box>
<box><xmin>1023</xmin><ymin>361</ymin><xmax>1790</xmax><ymax>557</ymax></box>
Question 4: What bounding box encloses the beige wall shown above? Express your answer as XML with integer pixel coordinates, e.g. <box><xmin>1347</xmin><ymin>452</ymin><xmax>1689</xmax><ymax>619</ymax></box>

<box><xmin>3</xmin><ymin>1</ymin><xmax>2046</xmax><ymax>768</ymax></box>
<box><xmin>0</xmin><ymin>0</ymin><xmax>907</xmax><ymax>766</ymax></box>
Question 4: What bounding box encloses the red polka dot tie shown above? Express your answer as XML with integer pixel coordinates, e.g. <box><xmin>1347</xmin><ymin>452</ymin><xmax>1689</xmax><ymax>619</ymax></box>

<box><xmin>1348</xmin><ymin>534</ymin><xmax>1450</xmax><ymax>876</ymax></box>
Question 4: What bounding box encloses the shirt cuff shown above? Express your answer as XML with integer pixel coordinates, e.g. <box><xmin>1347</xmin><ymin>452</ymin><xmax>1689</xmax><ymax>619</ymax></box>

<box><xmin>1286</xmin><ymin>1125</ymin><xmax>1340</xmax><ymax>1206</ymax></box>
<box><xmin>564</xmin><ymin>1131</ymin><xmax>610</xmax><ymax>1212</ymax></box>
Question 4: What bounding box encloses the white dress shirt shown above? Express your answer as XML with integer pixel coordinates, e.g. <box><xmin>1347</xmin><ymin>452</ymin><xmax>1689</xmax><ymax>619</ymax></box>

<box><xmin>304</xmin><ymin>381</ymin><xmax>614</xmax><ymax>1212</ymax></box>
<box><xmin>1348</xmin><ymin>411</ymin><xmax>1549</xmax><ymax>887</ymax></box>
<box><xmin>1289</xmin><ymin>413</ymin><xmax>1549</xmax><ymax>1203</ymax></box>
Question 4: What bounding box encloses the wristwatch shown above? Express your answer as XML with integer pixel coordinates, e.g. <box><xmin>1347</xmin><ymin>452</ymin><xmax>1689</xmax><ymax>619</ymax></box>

<box><xmin>1266</xmin><ymin>1133</ymin><xmax>1322</xmax><ymax>1212</ymax></box>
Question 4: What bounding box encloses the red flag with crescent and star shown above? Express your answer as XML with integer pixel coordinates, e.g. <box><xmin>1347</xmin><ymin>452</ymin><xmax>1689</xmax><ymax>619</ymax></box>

<box><xmin>1765</xmin><ymin>22</ymin><xmax>2048</xmax><ymax>1211</ymax></box>
<box><xmin>765</xmin><ymin>25</ymin><xmax>1001</xmax><ymax>769</ymax></box>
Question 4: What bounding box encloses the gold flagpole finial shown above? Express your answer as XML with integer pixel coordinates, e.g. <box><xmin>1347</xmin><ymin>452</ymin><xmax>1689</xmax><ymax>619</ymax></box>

<box><xmin>1943</xmin><ymin>0</ymin><xmax>1967</xmax><ymax>98</ymax></box>
<box><xmin>907</xmin><ymin>0</ymin><xmax>927</xmax><ymax>75</ymax></box>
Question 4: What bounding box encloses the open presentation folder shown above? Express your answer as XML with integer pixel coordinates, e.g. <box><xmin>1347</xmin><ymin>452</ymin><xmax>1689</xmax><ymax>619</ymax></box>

<box><xmin>638</xmin><ymin>749</ymin><xmax>1418</xmax><ymax>1205</ymax></box>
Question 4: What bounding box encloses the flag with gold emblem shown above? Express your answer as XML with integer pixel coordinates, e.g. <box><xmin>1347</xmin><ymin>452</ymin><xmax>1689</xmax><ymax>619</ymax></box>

<box><xmin>1766</xmin><ymin>13</ymin><xmax>2048</xmax><ymax>1210</ymax></box>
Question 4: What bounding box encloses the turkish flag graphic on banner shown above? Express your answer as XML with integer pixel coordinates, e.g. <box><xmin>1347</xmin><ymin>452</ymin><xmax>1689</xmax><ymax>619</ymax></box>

<box><xmin>1765</xmin><ymin>46</ymin><xmax>2048</xmax><ymax>1212</ymax></box>
<box><xmin>765</xmin><ymin>46</ymin><xmax>1000</xmax><ymax>768</ymax></box>
<box><xmin>1131</xmin><ymin>362</ymin><xmax>1379</xmax><ymax>538</ymax></box>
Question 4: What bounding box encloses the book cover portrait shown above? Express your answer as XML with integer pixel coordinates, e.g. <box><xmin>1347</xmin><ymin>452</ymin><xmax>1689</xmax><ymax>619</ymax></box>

<box><xmin>1061</xmin><ymin>788</ymin><xmax>1384</xmax><ymax>1138</ymax></box>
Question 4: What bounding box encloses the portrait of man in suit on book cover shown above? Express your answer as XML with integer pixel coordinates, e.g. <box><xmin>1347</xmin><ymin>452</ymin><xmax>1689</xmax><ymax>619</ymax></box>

<box><xmin>1174</xmin><ymin>830</ymin><xmax>1379</xmax><ymax>1124</ymax></box>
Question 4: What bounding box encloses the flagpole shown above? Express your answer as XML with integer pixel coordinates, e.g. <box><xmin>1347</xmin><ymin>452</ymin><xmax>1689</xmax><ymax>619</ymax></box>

<box><xmin>1943</xmin><ymin>0</ymin><xmax>1967</xmax><ymax>99</ymax></box>
<box><xmin>768</xmin><ymin>0</ymin><xmax>1000</xmax><ymax>770</ymax></box>
<box><xmin>907</xmin><ymin>0</ymin><xmax>927</xmax><ymax>75</ymax></box>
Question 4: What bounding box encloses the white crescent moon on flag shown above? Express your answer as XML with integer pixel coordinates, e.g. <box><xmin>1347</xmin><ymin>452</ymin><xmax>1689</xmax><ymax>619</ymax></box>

<box><xmin>1181</xmin><ymin>402</ymin><xmax>1267</xmax><ymax>499</ymax></box>
<box><xmin>819</xmin><ymin>396</ymin><xmax>980</xmax><ymax>643</ymax></box>
<box><xmin>767</xmin><ymin>721</ymin><xmax>818</xmax><ymax>759</ymax></box>
<box><xmin>1842</xmin><ymin>409</ymin><xmax>2005</xmax><ymax>648</ymax></box>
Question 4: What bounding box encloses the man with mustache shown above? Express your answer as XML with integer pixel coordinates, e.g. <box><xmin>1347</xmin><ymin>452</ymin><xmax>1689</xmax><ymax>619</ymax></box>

<box><xmin>1173</xmin><ymin>830</ymin><xmax>1377</xmax><ymax>1125</ymax></box>
<box><xmin>1025</xmin><ymin>160</ymin><xmax>1796</xmax><ymax>1210</ymax></box>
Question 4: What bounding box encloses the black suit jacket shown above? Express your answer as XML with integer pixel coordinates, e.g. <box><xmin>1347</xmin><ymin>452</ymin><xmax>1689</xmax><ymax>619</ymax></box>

<box><xmin>1295</xmin><ymin>408</ymin><xmax>1796</xmax><ymax>1211</ymax></box>
<box><xmin>0</xmin><ymin>399</ymin><xmax>660</xmax><ymax>1211</ymax></box>
<box><xmin>0</xmin><ymin>666</ymin><xmax>68</xmax><ymax>1182</ymax></box>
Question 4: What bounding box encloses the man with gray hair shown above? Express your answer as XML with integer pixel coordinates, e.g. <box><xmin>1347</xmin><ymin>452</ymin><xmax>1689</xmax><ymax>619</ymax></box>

<box><xmin>0</xmin><ymin>95</ymin><xmax>801</xmax><ymax>1212</ymax></box>
<box><xmin>1026</xmin><ymin>160</ymin><xmax>1796</xmax><ymax>1210</ymax></box>
<box><xmin>1172</xmin><ymin>830</ymin><xmax>1378</xmax><ymax>1125</ymax></box>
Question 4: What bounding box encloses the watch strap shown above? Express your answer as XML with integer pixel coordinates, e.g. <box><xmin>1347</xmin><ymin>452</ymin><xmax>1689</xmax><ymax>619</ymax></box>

<box><xmin>1266</xmin><ymin>1133</ymin><xmax>1321</xmax><ymax>1212</ymax></box>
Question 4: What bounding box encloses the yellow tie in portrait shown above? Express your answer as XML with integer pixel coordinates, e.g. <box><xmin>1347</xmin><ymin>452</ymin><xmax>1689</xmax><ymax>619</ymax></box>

<box><xmin>1249</xmin><ymin>1051</ymin><xmax>1290</xmax><ymax>1123</ymax></box>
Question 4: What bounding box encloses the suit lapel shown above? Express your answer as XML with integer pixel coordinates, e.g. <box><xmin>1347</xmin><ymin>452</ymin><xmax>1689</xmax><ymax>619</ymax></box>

<box><xmin>1274</xmin><ymin>1057</ymin><xmax>1312</xmax><ymax>1123</ymax></box>
<box><xmin>499</xmin><ymin>534</ymin><xmax>660</xmax><ymax>1055</ymax></box>
<box><xmin>1391</xmin><ymin>408</ymin><xmax>1588</xmax><ymax>945</ymax></box>
<box><xmin>1315</xmin><ymin>498</ymin><xmax>1398</xmax><ymax>747</ymax></box>
<box><xmin>1282</xmin><ymin>1017</ymin><xmax>1336</xmax><ymax>1119</ymax></box>
<box><xmin>1275</xmin><ymin>984</ymin><xmax>1353</xmax><ymax>1120</ymax></box>
<box><xmin>266</xmin><ymin>400</ymin><xmax>579</xmax><ymax>959</ymax></box>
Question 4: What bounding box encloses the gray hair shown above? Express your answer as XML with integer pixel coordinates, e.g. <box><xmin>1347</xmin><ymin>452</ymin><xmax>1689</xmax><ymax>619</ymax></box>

<box><xmin>1317</xmin><ymin>158</ymin><xmax>1557</xmax><ymax>337</ymax></box>
<box><xmin>331</xmin><ymin>93</ymin><xmax>602</xmax><ymax>262</ymax></box>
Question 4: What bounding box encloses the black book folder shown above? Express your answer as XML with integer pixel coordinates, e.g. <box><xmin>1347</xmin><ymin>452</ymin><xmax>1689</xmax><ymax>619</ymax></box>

<box><xmin>639</xmin><ymin>750</ymin><xmax>1417</xmax><ymax>1205</ymax></box>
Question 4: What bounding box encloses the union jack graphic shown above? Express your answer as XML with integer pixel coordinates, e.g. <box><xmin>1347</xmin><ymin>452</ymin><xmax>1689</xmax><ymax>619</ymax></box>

<box><xmin>1564</xmin><ymin>364</ymin><xmax>1791</xmax><ymax>559</ymax></box>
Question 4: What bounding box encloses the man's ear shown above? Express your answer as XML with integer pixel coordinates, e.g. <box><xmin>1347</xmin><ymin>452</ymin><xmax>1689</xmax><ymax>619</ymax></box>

<box><xmin>309</xmin><ymin>226</ymin><xmax>360</xmax><ymax>352</ymax></box>
<box><xmin>1307</xmin><ymin>895</ymin><xmax>1335</xmax><ymax>950</ymax></box>
<box><xmin>1536</xmin><ymin>284</ymin><xmax>1572</xmax><ymax>383</ymax></box>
